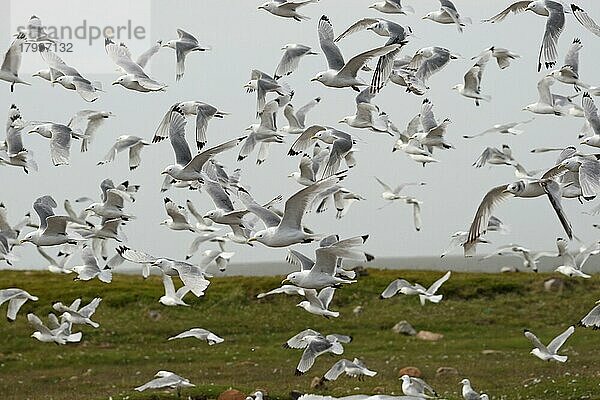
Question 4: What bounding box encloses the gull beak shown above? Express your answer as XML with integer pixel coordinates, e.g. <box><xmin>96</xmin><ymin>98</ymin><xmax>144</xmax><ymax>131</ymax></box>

<box><xmin>111</xmin><ymin>80</ymin><xmax>119</xmax><ymax>85</ymax></box>
<box><xmin>338</xmin><ymin>119</ymin><xmax>345</xmax><ymax>123</ymax></box>
<box><xmin>422</xmin><ymin>15</ymin><xmax>428</xmax><ymax>19</ymax></box>
<box><xmin>310</xmin><ymin>135</ymin><xmax>319</xmax><ymax>140</ymax></box>
<box><xmin>580</xmin><ymin>140</ymin><xmax>587</xmax><ymax>145</ymax></box>
<box><xmin>247</xmin><ymin>237</ymin><xmax>258</xmax><ymax>243</ymax></box>
<box><xmin>161</xmin><ymin>171</ymin><xmax>168</xmax><ymax>175</ymax></box>
<box><xmin>281</xmin><ymin>278</ymin><xmax>289</xmax><ymax>284</ymax></box>
<box><xmin>310</xmin><ymin>77</ymin><xmax>318</xmax><ymax>82</ymax></box>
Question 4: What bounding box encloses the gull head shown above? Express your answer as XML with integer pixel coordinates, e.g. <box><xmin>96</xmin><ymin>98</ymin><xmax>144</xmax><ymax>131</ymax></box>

<box><xmin>258</xmin><ymin>3</ymin><xmax>272</xmax><ymax>11</ymax></box>
<box><xmin>296</xmin><ymin>300</ymin><xmax>309</xmax><ymax>309</ymax></box>
<box><xmin>460</xmin><ymin>378</ymin><xmax>470</xmax><ymax>386</ymax></box>
<box><xmin>31</xmin><ymin>332</ymin><xmax>43</xmax><ymax>340</ymax></box>
<box><xmin>399</xmin><ymin>374</ymin><xmax>411</xmax><ymax>383</ymax></box>
<box><xmin>247</xmin><ymin>231</ymin><xmax>266</xmax><ymax>244</ymax></box>
<box><xmin>161</xmin><ymin>165</ymin><xmax>176</xmax><ymax>176</ymax></box>
<box><xmin>281</xmin><ymin>44</ymin><xmax>293</xmax><ymax>51</ymax></box>
<box><xmin>560</xmin><ymin>158</ymin><xmax>581</xmax><ymax>171</ymax></box>
<box><xmin>504</xmin><ymin>181</ymin><xmax>525</xmax><ymax>195</ymax></box>
<box><xmin>244</xmin><ymin>80</ymin><xmax>258</xmax><ymax>90</ymax></box>
<box><xmin>422</xmin><ymin>13</ymin><xmax>434</xmax><ymax>20</ymax></box>
<box><xmin>112</xmin><ymin>76</ymin><xmax>125</xmax><ymax>86</ymax></box>
<box><xmin>338</xmin><ymin>117</ymin><xmax>350</xmax><ymax>124</ymax></box>
<box><xmin>203</xmin><ymin>210</ymin><xmax>219</xmax><ymax>220</ymax></box>
<box><xmin>159</xmin><ymin>219</ymin><xmax>169</xmax><ymax>226</ymax></box>
<box><xmin>311</xmin><ymin>72</ymin><xmax>325</xmax><ymax>83</ymax></box>
<box><xmin>283</xmin><ymin>272</ymin><xmax>300</xmax><ymax>285</ymax></box>
<box><xmin>525</xmin><ymin>2</ymin><xmax>547</xmax><ymax>15</ymax></box>
<box><xmin>20</xmin><ymin>232</ymin><xmax>34</xmax><ymax>244</ymax></box>
<box><xmin>162</xmin><ymin>40</ymin><xmax>176</xmax><ymax>49</ymax></box>
<box><xmin>288</xmin><ymin>172</ymin><xmax>300</xmax><ymax>179</ymax></box>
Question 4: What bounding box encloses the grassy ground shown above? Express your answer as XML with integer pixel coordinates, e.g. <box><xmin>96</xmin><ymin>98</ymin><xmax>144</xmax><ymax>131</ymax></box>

<box><xmin>0</xmin><ymin>269</ymin><xmax>599</xmax><ymax>400</ymax></box>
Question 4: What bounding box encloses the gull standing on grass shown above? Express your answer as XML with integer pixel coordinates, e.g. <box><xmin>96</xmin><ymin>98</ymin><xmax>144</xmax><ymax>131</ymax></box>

<box><xmin>0</xmin><ymin>288</ymin><xmax>38</xmax><ymax>321</ymax></box>
<box><xmin>380</xmin><ymin>271</ymin><xmax>451</xmax><ymax>305</ymax></box>
<box><xmin>0</xmin><ymin>33</ymin><xmax>30</xmax><ymax>91</ymax></box>
<box><xmin>400</xmin><ymin>375</ymin><xmax>438</xmax><ymax>398</ymax></box>
<box><xmin>460</xmin><ymin>378</ymin><xmax>482</xmax><ymax>400</ymax></box>
<box><xmin>163</xmin><ymin>29</ymin><xmax>211</xmax><ymax>81</ymax></box>
<box><xmin>168</xmin><ymin>328</ymin><xmax>224</xmax><ymax>345</ymax></box>
<box><xmin>154</xmin><ymin>101</ymin><xmax>229</xmax><ymax>150</ymax></box>
<box><xmin>312</xmin><ymin>15</ymin><xmax>401</xmax><ymax>91</ymax></box>
<box><xmin>524</xmin><ymin>325</ymin><xmax>575</xmax><ymax>362</ymax></box>
<box><xmin>244</xmin><ymin>173</ymin><xmax>347</xmax><ymax>247</ymax></box>
<box><xmin>284</xmin><ymin>329</ymin><xmax>352</xmax><ymax>375</ymax></box>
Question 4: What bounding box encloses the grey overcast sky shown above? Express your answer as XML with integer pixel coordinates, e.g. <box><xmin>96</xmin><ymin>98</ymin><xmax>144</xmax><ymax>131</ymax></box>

<box><xmin>2</xmin><ymin>0</ymin><xmax>600</xmax><ymax>271</ymax></box>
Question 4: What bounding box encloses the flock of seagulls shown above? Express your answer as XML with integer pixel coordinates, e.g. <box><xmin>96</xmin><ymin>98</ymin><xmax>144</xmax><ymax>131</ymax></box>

<box><xmin>1</xmin><ymin>1</ymin><xmax>600</xmax><ymax>398</ymax></box>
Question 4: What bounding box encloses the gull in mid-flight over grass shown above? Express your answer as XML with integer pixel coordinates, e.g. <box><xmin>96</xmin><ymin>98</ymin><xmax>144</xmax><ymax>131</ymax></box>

<box><xmin>283</xmin><ymin>234</ymin><xmax>372</xmax><ymax>289</ymax></box>
<box><xmin>524</xmin><ymin>325</ymin><xmax>575</xmax><ymax>362</ymax></box>
<box><xmin>463</xmin><ymin>177</ymin><xmax>573</xmax><ymax>256</ymax></box>
<box><xmin>27</xmin><ymin>313</ymin><xmax>82</xmax><ymax>345</ymax></box>
<box><xmin>53</xmin><ymin>297</ymin><xmax>102</xmax><ymax>328</ymax></box>
<box><xmin>284</xmin><ymin>328</ymin><xmax>352</xmax><ymax>375</ymax></box>
<box><xmin>116</xmin><ymin>246</ymin><xmax>211</xmax><ymax>298</ymax></box>
<box><xmin>297</xmin><ymin>287</ymin><xmax>339</xmax><ymax>318</ymax></box>
<box><xmin>322</xmin><ymin>358</ymin><xmax>377</xmax><ymax>382</ymax></box>
<box><xmin>441</xmin><ymin>216</ymin><xmax>509</xmax><ymax>258</ymax></box>
<box><xmin>579</xmin><ymin>300</ymin><xmax>600</xmax><ymax>329</ymax></box>
<box><xmin>381</xmin><ymin>271</ymin><xmax>451</xmax><ymax>305</ymax></box>
<box><xmin>135</xmin><ymin>371</ymin><xmax>195</xmax><ymax>397</ymax></box>
<box><xmin>483</xmin><ymin>243</ymin><xmax>557</xmax><ymax>272</ymax></box>
<box><xmin>168</xmin><ymin>328</ymin><xmax>224</xmax><ymax>345</ymax></box>
<box><xmin>0</xmin><ymin>288</ymin><xmax>38</xmax><ymax>321</ymax></box>
<box><xmin>21</xmin><ymin>196</ymin><xmax>80</xmax><ymax>247</ymax></box>
<box><xmin>554</xmin><ymin>237</ymin><xmax>596</xmax><ymax>278</ymax></box>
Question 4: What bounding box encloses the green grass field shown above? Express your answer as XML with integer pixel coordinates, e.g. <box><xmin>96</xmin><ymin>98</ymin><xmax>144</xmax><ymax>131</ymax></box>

<box><xmin>0</xmin><ymin>269</ymin><xmax>599</xmax><ymax>400</ymax></box>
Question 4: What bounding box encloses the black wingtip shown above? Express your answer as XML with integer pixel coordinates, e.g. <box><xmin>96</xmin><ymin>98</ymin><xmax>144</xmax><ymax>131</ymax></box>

<box><xmin>366</xmin><ymin>253</ymin><xmax>375</xmax><ymax>262</ymax></box>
